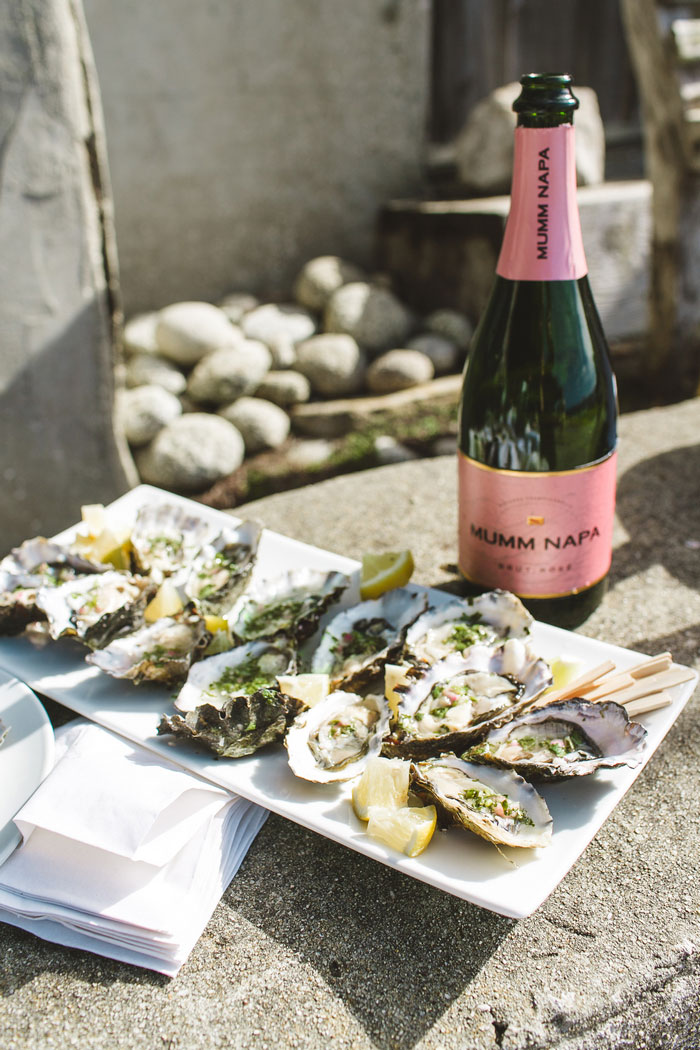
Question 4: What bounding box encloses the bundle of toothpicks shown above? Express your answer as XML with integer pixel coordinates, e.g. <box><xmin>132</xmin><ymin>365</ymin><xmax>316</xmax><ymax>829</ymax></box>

<box><xmin>536</xmin><ymin>652</ymin><xmax>696</xmax><ymax>718</ymax></box>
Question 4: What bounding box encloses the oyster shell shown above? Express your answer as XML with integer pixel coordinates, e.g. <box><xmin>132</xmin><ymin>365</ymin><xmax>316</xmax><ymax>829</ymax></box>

<box><xmin>87</xmin><ymin>609</ymin><xmax>210</xmax><ymax>685</ymax></box>
<box><xmin>35</xmin><ymin>571</ymin><xmax>155</xmax><ymax>649</ymax></box>
<box><xmin>311</xmin><ymin>589</ymin><xmax>429</xmax><ymax>691</ymax></box>
<box><xmin>463</xmin><ymin>698</ymin><xmax>648</xmax><ymax>779</ymax></box>
<box><xmin>411</xmin><ymin>755</ymin><xmax>552</xmax><ymax>849</ymax></box>
<box><xmin>285</xmin><ymin>691</ymin><xmax>391</xmax><ymax>783</ymax></box>
<box><xmin>384</xmin><ymin>639</ymin><xmax>552</xmax><ymax>759</ymax></box>
<box><xmin>404</xmin><ymin>590</ymin><xmax>533</xmax><ymax>666</ymax></box>
<box><xmin>158</xmin><ymin>687</ymin><xmax>302</xmax><ymax>758</ymax></box>
<box><xmin>129</xmin><ymin>502</ymin><xmax>218</xmax><ymax>579</ymax></box>
<box><xmin>183</xmin><ymin>519</ymin><xmax>263</xmax><ymax>616</ymax></box>
<box><xmin>174</xmin><ymin>638</ymin><xmax>296</xmax><ymax>713</ymax></box>
<box><xmin>229</xmin><ymin>568</ymin><xmax>350</xmax><ymax>643</ymax></box>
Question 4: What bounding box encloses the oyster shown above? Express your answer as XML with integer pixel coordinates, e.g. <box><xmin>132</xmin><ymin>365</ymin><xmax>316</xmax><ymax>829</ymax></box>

<box><xmin>404</xmin><ymin>590</ymin><xmax>533</xmax><ymax>666</ymax></box>
<box><xmin>173</xmin><ymin>638</ymin><xmax>296</xmax><ymax>713</ymax></box>
<box><xmin>229</xmin><ymin>568</ymin><xmax>350</xmax><ymax>643</ymax></box>
<box><xmin>129</xmin><ymin>502</ymin><xmax>217</xmax><ymax>579</ymax></box>
<box><xmin>311</xmin><ymin>589</ymin><xmax>429</xmax><ymax>691</ymax></box>
<box><xmin>158</xmin><ymin>687</ymin><xmax>303</xmax><ymax>759</ymax></box>
<box><xmin>183</xmin><ymin>519</ymin><xmax>263</xmax><ymax>616</ymax></box>
<box><xmin>463</xmin><ymin>698</ymin><xmax>647</xmax><ymax>779</ymax></box>
<box><xmin>87</xmin><ymin>609</ymin><xmax>210</xmax><ymax>685</ymax></box>
<box><xmin>0</xmin><ymin>540</ymin><xmax>109</xmax><ymax>636</ymax></box>
<box><xmin>384</xmin><ymin>639</ymin><xmax>552</xmax><ymax>759</ymax></box>
<box><xmin>411</xmin><ymin>755</ymin><xmax>552</xmax><ymax>849</ymax></box>
<box><xmin>285</xmin><ymin>691</ymin><xmax>391</xmax><ymax>783</ymax></box>
<box><xmin>35</xmin><ymin>571</ymin><xmax>154</xmax><ymax>648</ymax></box>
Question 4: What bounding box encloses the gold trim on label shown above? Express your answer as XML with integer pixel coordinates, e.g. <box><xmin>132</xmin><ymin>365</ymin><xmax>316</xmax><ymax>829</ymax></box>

<box><xmin>457</xmin><ymin>563</ymin><xmax>610</xmax><ymax>601</ymax></box>
<box><xmin>457</xmin><ymin>449</ymin><xmax>617</xmax><ymax>479</ymax></box>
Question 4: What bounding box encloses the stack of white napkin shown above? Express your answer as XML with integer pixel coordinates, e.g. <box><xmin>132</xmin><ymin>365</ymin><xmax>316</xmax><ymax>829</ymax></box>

<box><xmin>0</xmin><ymin>720</ymin><xmax>267</xmax><ymax>975</ymax></box>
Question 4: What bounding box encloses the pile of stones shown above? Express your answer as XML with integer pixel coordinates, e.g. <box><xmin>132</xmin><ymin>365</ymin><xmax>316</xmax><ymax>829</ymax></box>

<box><xmin>119</xmin><ymin>255</ymin><xmax>473</xmax><ymax>494</ymax></box>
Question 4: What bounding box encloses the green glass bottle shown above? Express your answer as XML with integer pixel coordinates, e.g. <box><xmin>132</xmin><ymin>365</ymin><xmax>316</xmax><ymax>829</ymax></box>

<box><xmin>457</xmin><ymin>73</ymin><xmax>618</xmax><ymax>629</ymax></box>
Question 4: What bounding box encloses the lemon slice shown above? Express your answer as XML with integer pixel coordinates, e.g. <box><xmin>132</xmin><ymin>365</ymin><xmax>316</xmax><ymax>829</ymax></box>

<box><xmin>277</xmin><ymin>673</ymin><xmax>330</xmax><ymax>709</ymax></box>
<box><xmin>548</xmin><ymin>655</ymin><xmax>584</xmax><ymax>692</ymax></box>
<box><xmin>360</xmin><ymin>549</ymin><xmax>414</xmax><ymax>600</ymax></box>
<box><xmin>351</xmin><ymin>756</ymin><xmax>410</xmax><ymax>820</ymax></box>
<box><xmin>144</xmin><ymin>578</ymin><xmax>184</xmax><ymax>623</ymax></box>
<box><xmin>366</xmin><ymin>804</ymin><xmax>437</xmax><ymax>857</ymax></box>
<box><xmin>203</xmin><ymin>615</ymin><xmax>233</xmax><ymax>655</ymax></box>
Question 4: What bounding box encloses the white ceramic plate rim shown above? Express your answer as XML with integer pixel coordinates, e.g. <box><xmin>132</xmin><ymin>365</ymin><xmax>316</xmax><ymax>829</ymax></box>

<box><xmin>0</xmin><ymin>667</ymin><xmax>55</xmax><ymax>861</ymax></box>
<box><xmin>0</xmin><ymin>485</ymin><xmax>695</xmax><ymax>918</ymax></box>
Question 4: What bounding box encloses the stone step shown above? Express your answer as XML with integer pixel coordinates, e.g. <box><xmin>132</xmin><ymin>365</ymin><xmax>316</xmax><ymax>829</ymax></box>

<box><xmin>378</xmin><ymin>180</ymin><xmax>652</xmax><ymax>344</ymax></box>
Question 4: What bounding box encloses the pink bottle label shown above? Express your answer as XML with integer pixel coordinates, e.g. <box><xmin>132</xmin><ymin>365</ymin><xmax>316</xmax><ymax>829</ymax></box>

<box><xmin>458</xmin><ymin>451</ymin><xmax>617</xmax><ymax>598</ymax></box>
<box><xmin>497</xmin><ymin>125</ymin><xmax>587</xmax><ymax>281</ymax></box>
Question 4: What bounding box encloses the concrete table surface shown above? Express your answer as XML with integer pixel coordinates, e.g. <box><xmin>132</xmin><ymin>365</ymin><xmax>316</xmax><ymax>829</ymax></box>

<box><xmin>1</xmin><ymin>398</ymin><xmax>699</xmax><ymax>1050</ymax></box>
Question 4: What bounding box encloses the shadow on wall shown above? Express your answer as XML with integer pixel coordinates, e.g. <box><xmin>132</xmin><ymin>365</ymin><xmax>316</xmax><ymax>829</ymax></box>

<box><xmin>0</xmin><ymin>301</ymin><xmax>134</xmax><ymax>554</ymax></box>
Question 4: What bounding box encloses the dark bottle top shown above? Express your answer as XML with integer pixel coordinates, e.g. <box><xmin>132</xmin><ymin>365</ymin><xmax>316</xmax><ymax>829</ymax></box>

<box><xmin>457</xmin><ymin>74</ymin><xmax>618</xmax><ymax>629</ymax></box>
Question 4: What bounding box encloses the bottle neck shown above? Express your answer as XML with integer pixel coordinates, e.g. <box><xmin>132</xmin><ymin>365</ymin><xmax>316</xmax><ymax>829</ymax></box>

<box><xmin>496</xmin><ymin>124</ymin><xmax>587</xmax><ymax>282</ymax></box>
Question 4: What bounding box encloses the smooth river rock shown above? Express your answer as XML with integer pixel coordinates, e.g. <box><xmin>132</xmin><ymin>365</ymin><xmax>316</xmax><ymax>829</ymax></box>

<box><xmin>156</xmin><ymin>301</ymin><xmax>241</xmax><ymax>366</ymax></box>
<box><xmin>324</xmin><ymin>281</ymin><xmax>414</xmax><ymax>355</ymax></box>
<box><xmin>186</xmin><ymin>341</ymin><xmax>272</xmax><ymax>404</ymax></box>
<box><xmin>119</xmin><ymin>384</ymin><xmax>182</xmax><ymax>447</ymax></box>
<box><xmin>219</xmin><ymin>396</ymin><xmax>291</xmax><ymax>453</ymax></box>
<box><xmin>365</xmin><ymin>348</ymin><xmax>434</xmax><ymax>394</ymax></box>
<box><xmin>135</xmin><ymin>413</ymin><xmax>245</xmax><ymax>491</ymax></box>
<box><xmin>293</xmin><ymin>255</ymin><xmax>365</xmax><ymax>312</ymax></box>
<box><xmin>295</xmin><ymin>334</ymin><xmax>366</xmax><ymax>397</ymax></box>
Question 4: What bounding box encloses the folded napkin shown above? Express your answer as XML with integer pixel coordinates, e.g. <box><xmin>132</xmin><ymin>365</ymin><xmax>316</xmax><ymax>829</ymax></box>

<box><xmin>0</xmin><ymin>720</ymin><xmax>267</xmax><ymax>975</ymax></box>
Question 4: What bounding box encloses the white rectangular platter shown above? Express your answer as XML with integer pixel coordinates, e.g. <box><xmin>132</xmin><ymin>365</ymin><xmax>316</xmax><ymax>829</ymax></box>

<box><xmin>0</xmin><ymin>485</ymin><xmax>696</xmax><ymax>919</ymax></box>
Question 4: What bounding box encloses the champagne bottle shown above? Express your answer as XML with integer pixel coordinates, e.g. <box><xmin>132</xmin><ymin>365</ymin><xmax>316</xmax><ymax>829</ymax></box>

<box><xmin>457</xmin><ymin>73</ymin><xmax>618</xmax><ymax>629</ymax></box>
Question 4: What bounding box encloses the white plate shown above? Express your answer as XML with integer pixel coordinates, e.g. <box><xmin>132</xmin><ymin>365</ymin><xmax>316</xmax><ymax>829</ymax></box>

<box><xmin>0</xmin><ymin>485</ymin><xmax>696</xmax><ymax>918</ymax></box>
<box><xmin>0</xmin><ymin>668</ymin><xmax>55</xmax><ymax>866</ymax></box>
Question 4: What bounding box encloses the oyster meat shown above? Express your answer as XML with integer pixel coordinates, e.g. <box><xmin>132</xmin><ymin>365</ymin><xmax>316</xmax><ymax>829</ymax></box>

<box><xmin>129</xmin><ymin>502</ymin><xmax>218</xmax><ymax>579</ymax></box>
<box><xmin>87</xmin><ymin>609</ymin><xmax>210</xmax><ymax>685</ymax></box>
<box><xmin>285</xmin><ymin>690</ymin><xmax>391</xmax><ymax>783</ymax></box>
<box><xmin>463</xmin><ymin>698</ymin><xmax>648</xmax><ymax>779</ymax></box>
<box><xmin>183</xmin><ymin>519</ymin><xmax>263</xmax><ymax>616</ymax></box>
<box><xmin>174</xmin><ymin>638</ymin><xmax>296</xmax><ymax>713</ymax></box>
<box><xmin>229</xmin><ymin>568</ymin><xmax>350</xmax><ymax>643</ymax></box>
<box><xmin>384</xmin><ymin>639</ymin><xmax>552</xmax><ymax>759</ymax></box>
<box><xmin>411</xmin><ymin>755</ymin><xmax>552</xmax><ymax>849</ymax></box>
<box><xmin>311</xmin><ymin>589</ymin><xmax>428</xmax><ymax>691</ymax></box>
<box><xmin>404</xmin><ymin>590</ymin><xmax>533</xmax><ymax>666</ymax></box>
<box><xmin>35</xmin><ymin>570</ymin><xmax>154</xmax><ymax>648</ymax></box>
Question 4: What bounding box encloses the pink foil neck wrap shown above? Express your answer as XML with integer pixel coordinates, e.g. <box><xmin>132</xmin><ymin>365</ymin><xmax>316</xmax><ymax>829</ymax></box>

<box><xmin>458</xmin><ymin>451</ymin><xmax>617</xmax><ymax>599</ymax></box>
<box><xmin>497</xmin><ymin>125</ymin><xmax>587</xmax><ymax>281</ymax></box>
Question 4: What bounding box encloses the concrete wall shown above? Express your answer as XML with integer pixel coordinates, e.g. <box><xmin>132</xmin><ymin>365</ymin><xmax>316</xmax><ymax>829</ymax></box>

<box><xmin>82</xmin><ymin>0</ymin><xmax>431</xmax><ymax>316</ymax></box>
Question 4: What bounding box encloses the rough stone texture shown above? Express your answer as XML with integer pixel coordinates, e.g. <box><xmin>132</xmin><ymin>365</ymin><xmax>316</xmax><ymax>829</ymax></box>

<box><xmin>124</xmin><ymin>353</ymin><xmax>187</xmax><ymax>395</ymax></box>
<box><xmin>293</xmin><ymin>255</ymin><xmax>365</xmax><ymax>312</ymax></box>
<box><xmin>186</xmin><ymin>342</ymin><xmax>272</xmax><ymax>404</ymax></box>
<box><xmin>241</xmin><ymin>303</ymin><xmax>317</xmax><ymax>348</ymax></box>
<box><xmin>119</xmin><ymin>384</ymin><xmax>182</xmax><ymax>446</ymax></box>
<box><xmin>2</xmin><ymin>398</ymin><xmax>699</xmax><ymax>1050</ymax></box>
<box><xmin>0</xmin><ymin>0</ymin><xmax>135</xmax><ymax>552</ymax></box>
<box><xmin>295</xmin><ymin>334</ymin><xmax>366</xmax><ymax>398</ymax></box>
<box><xmin>379</xmin><ymin>180</ymin><xmax>653</xmax><ymax>343</ymax></box>
<box><xmin>81</xmin><ymin>0</ymin><xmax>430</xmax><ymax>313</ymax></box>
<box><xmin>255</xmin><ymin>370</ymin><xmax>311</xmax><ymax>408</ymax></box>
<box><xmin>218</xmin><ymin>292</ymin><xmax>259</xmax><ymax>324</ymax></box>
<box><xmin>324</xmin><ymin>282</ymin><xmax>414</xmax><ymax>355</ymax></box>
<box><xmin>135</xmin><ymin>413</ymin><xmax>245</xmax><ymax>491</ymax></box>
<box><xmin>406</xmin><ymin>333</ymin><xmax>460</xmax><ymax>375</ymax></box>
<box><xmin>366</xmin><ymin>348</ymin><xmax>435</xmax><ymax>394</ymax></box>
<box><xmin>219</xmin><ymin>396</ymin><xmax>290</xmax><ymax>454</ymax></box>
<box><xmin>156</xmin><ymin>302</ymin><xmax>241</xmax><ymax>366</ymax></box>
<box><xmin>455</xmin><ymin>81</ymin><xmax>605</xmax><ymax>195</ymax></box>
<box><xmin>122</xmin><ymin>312</ymin><xmax>160</xmax><ymax>356</ymax></box>
<box><xmin>425</xmin><ymin>308</ymin><xmax>474</xmax><ymax>351</ymax></box>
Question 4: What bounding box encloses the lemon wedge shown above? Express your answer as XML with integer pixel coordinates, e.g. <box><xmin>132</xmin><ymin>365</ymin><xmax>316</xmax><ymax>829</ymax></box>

<box><xmin>203</xmin><ymin>615</ymin><xmax>233</xmax><ymax>655</ymax></box>
<box><xmin>548</xmin><ymin>655</ymin><xmax>584</xmax><ymax>692</ymax></box>
<box><xmin>144</xmin><ymin>578</ymin><xmax>184</xmax><ymax>623</ymax></box>
<box><xmin>277</xmin><ymin>673</ymin><xmax>330</xmax><ymax>709</ymax></box>
<box><xmin>73</xmin><ymin>504</ymin><xmax>132</xmax><ymax>568</ymax></box>
<box><xmin>351</xmin><ymin>756</ymin><xmax>410</xmax><ymax>820</ymax></box>
<box><xmin>360</xmin><ymin>549</ymin><xmax>414</xmax><ymax>600</ymax></box>
<box><xmin>366</xmin><ymin>804</ymin><xmax>437</xmax><ymax>857</ymax></box>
